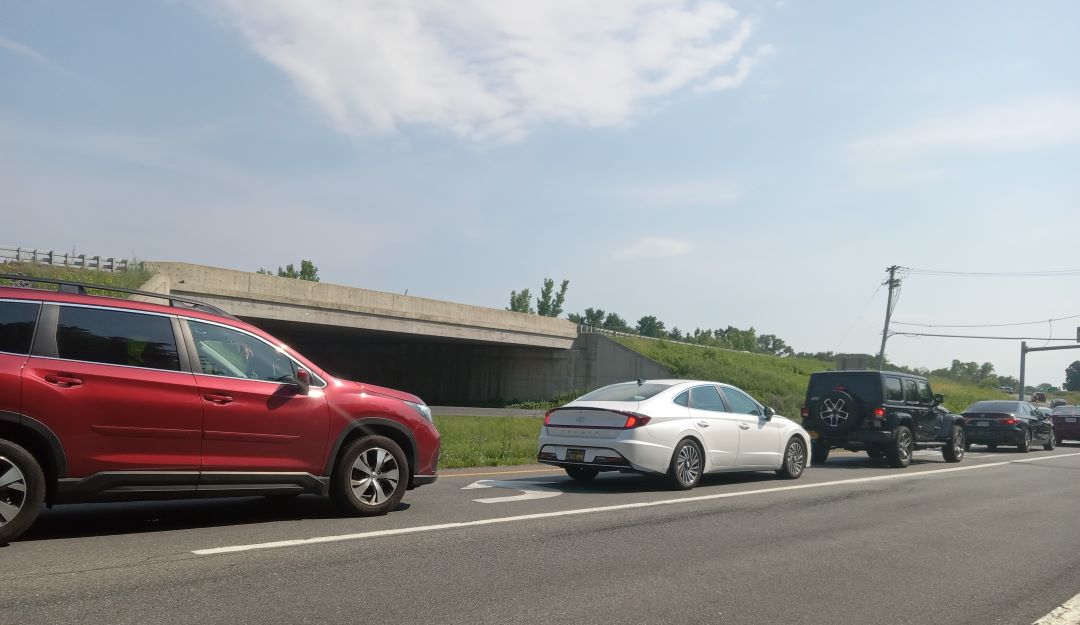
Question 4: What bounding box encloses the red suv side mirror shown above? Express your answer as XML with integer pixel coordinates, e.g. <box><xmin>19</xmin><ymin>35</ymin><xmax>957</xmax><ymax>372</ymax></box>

<box><xmin>295</xmin><ymin>368</ymin><xmax>311</xmax><ymax>395</ymax></box>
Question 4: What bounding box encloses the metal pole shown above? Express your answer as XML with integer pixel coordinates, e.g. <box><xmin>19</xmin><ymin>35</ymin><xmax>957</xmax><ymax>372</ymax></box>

<box><xmin>1018</xmin><ymin>341</ymin><xmax>1027</xmax><ymax>401</ymax></box>
<box><xmin>877</xmin><ymin>265</ymin><xmax>900</xmax><ymax>370</ymax></box>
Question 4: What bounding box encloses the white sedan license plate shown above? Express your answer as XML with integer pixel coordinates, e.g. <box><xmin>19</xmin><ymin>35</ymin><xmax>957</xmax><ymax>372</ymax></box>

<box><xmin>566</xmin><ymin>449</ymin><xmax>586</xmax><ymax>462</ymax></box>
<box><xmin>976</xmin><ymin>421</ymin><xmax>990</xmax><ymax>427</ymax></box>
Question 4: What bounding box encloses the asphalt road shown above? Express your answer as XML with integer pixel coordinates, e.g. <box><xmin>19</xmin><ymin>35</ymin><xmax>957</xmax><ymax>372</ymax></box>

<box><xmin>3</xmin><ymin>445</ymin><xmax>1080</xmax><ymax>625</ymax></box>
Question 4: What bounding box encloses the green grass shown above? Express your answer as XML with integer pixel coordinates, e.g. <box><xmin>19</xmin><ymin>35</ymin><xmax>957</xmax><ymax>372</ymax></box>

<box><xmin>0</xmin><ymin>262</ymin><xmax>153</xmax><ymax>296</ymax></box>
<box><xmin>434</xmin><ymin>415</ymin><xmax>543</xmax><ymax>468</ymax></box>
<box><xmin>615</xmin><ymin>336</ymin><xmax>1009</xmax><ymax>417</ymax></box>
<box><xmin>927</xmin><ymin>378</ymin><xmax>1009</xmax><ymax>413</ymax></box>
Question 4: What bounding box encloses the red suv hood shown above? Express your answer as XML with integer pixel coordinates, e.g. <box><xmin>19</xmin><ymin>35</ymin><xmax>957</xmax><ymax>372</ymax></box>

<box><xmin>344</xmin><ymin>380</ymin><xmax>423</xmax><ymax>405</ymax></box>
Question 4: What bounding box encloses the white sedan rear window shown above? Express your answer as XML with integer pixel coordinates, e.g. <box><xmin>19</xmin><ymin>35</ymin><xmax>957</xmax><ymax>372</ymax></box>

<box><xmin>578</xmin><ymin>383</ymin><xmax>672</xmax><ymax>402</ymax></box>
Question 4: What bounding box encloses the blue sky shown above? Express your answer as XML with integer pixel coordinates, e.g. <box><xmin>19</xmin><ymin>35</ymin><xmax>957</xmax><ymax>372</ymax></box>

<box><xmin>2</xmin><ymin>0</ymin><xmax>1079</xmax><ymax>387</ymax></box>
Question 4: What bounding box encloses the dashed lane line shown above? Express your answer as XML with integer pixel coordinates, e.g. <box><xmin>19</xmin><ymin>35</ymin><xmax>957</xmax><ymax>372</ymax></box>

<box><xmin>191</xmin><ymin>452</ymin><xmax>1080</xmax><ymax>556</ymax></box>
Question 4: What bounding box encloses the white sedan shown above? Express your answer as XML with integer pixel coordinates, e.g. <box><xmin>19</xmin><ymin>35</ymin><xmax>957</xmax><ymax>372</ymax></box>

<box><xmin>537</xmin><ymin>379</ymin><xmax>811</xmax><ymax>489</ymax></box>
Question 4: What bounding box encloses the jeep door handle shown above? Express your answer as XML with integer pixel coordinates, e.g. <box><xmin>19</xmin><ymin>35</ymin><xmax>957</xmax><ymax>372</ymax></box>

<box><xmin>203</xmin><ymin>394</ymin><xmax>234</xmax><ymax>405</ymax></box>
<box><xmin>44</xmin><ymin>374</ymin><xmax>83</xmax><ymax>387</ymax></box>
<box><xmin>738</xmin><ymin>423</ymin><xmax>751</xmax><ymax>430</ymax></box>
<box><xmin>696</xmin><ymin>421</ymin><xmax>709</xmax><ymax>428</ymax></box>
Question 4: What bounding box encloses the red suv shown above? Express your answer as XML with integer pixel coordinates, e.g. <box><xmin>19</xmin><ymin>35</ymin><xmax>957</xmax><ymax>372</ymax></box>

<box><xmin>0</xmin><ymin>275</ymin><xmax>440</xmax><ymax>543</ymax></box>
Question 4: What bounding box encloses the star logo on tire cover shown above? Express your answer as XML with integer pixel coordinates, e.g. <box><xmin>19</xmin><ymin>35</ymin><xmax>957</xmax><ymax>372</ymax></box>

<box><xmin>821</xmin><ymin>398</ymin><xmax>848</xmax><ymax>427</ymax></box>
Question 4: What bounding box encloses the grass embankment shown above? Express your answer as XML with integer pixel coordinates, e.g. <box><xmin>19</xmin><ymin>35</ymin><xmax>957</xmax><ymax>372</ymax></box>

<box><xmin>0</xmin><ymin>262</ymin><xmax>152</xmax><ymax>295</ymax></box>
<box><xmin>614</xmin><ymin>336</ymin><xmax>1008</xmax><ymax>416</ymax></box>
<box><xmin>434</xmin><ymin>415</ymin><xmax>543</xmax><ymax>468</ymax></box>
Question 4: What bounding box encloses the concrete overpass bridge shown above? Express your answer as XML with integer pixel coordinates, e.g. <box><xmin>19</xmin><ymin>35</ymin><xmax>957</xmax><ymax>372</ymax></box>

<box><xmin>145</xmin><ymin>263</ymin><xmax>668</xmax><ymax>404</ymax></box>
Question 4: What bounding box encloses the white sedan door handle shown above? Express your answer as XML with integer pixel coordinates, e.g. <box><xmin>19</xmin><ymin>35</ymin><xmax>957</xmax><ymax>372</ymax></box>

<box><xmin>738</xmin><ymin>423</ymin><xmax>751</xmax><ymax>430</ymax></box>
<box><xmin>696</xmin><ymin>421</ymin><xmax>709</xmax><ymax>428</ymax></box>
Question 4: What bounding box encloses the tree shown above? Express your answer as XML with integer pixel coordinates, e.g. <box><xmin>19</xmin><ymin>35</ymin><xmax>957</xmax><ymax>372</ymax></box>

<box><xmin>257</xmin><ymin>259</ymin><xmax>320</xmax><ymax>281</ymax></box>
<box><xmin>1065</xmin><ymin>361</ymin><xmax>1080</xmax><ymax>392</ymax></box>
<box><xmin>536</xmin><ymin>278</ymin><xmax>570</xmax><ymax>317</ymax></box>
<box><xmin>602</xmin><ymin>312</ymin><xmax>633</xmax><ymax>333</ymax></box>
<box><xmin>568</xmin><ymin>307</ymin><xmax>606</xmax><ymax>327</ymax></box>
<box><xmin>508</xmin><ymin>289</ymin><xmax>534</xmax><ymax>313</ymax></box>
<box><xmin>668</xmin><ymin>327</ymin><xmax>683</xmax><ymax>341</ymax></box>
<box><xmin>507</xmin><ymin>278</ymin><xmax>569</xmax><ymax>316</ymax></box>
<box><xmin>636</xmin><ymin>315</ymin><xmax>666</xmax><ymax>338</ymax></box>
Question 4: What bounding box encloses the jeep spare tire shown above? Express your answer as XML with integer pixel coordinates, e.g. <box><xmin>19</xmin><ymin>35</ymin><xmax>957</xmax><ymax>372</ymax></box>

<box><xmin>814</xmin><ymin>390</ymin><xmax>862</xmax><ymax>433</ymax></box>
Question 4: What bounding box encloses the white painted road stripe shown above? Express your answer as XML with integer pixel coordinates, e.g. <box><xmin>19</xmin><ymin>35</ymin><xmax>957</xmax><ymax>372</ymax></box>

<box><xmin>1034</xmin><ymin>591</ymin><xmax>1080</xmax><ymax>625</ymax></box>
<box><xmin>192</xmin><ymin>451</ymin><xmax>1080</xmax><ymax>556</ymax></box>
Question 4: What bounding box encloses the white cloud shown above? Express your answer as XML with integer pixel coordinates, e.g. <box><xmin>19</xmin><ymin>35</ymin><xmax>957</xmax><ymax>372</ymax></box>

<box><xmin>849</xmin><ymin>95</ymin><xmax>1080</xmax><ymax>160</ymax></box>
<box><xmin>0</xmin><ymin>35</ymin><xmax>64</xmax><ymax>72</ymax></box>
<box><xmin>611</xmin><ymin>236</ymin><xmax>693</xmax><ymax>261</ymax></box>
<box><xmin>212</xmin><ymin>0</ymin><xmax>766</xmax><ymax>143</ymax></box>
<box><xmin>614</xmin><ymin>179</ymin><xmax>740</xmax><ymax>207</ymax></box>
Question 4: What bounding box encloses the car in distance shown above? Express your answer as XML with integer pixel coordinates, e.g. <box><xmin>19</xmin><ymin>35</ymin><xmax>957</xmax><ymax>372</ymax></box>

<box><xmin>1032</xmin><ymin>392</ymin><xmax>1047</xmax><ymax>403</ymax></box>
<box><xmin>537</xmin><ymin>380</ymin><xmax>811</xmax><ymax>489</ymax></box>
<box><xmin>0</xmin><ymin>275</ymin><xmax>440</xmax><ymax>544</ymax></box>
<box><xmin>961</xmin><ymin>400</ymin><xmax>1055</xmax><ymax>452</ymax></box>
<box><xmin>1050</xmin><ymin>405</ymin><xmax>1080</xmax><ymax>443</ymax></box>
<box><xmin>1050</xmin><ymin>398</ymin><xmax>1068</xmax><ymax>409</ymax></box>
<box><xmin>800</xmin><ymin>370</ymin><xmax>966</xmax><ymax>467</ymax></box>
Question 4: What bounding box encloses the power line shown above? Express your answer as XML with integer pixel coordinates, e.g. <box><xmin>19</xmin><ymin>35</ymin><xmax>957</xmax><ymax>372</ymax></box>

<box><xmin>891</xmin><ymin>311</ymin><xmax>1080</xmax><ymax>329</ymax></box>
<box><xmin>902</xmin><ymin>267</ymin><xmax>1080</xmax><ymax>278</ymax></box>
<box><xmin>890</xmin><ymin>331</ymin><xmax>1076</xmax><ymax>341</ymax></box>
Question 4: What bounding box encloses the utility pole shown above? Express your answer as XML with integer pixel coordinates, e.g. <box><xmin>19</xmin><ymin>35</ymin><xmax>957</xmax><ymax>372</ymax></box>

<box><xmin>1019</xmin><ymin>341</ymin><xmax>1027</xmax><ymax>401</ymax></box>
<box><xmin>877</xmin><ymin>265</ymin><xmax>901</xmax><ymax>371</ymax></box>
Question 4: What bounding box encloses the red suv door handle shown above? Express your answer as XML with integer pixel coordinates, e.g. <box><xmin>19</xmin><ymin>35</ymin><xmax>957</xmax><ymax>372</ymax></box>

<box><xmin>44</xmin><ymin>374</ymin><xmax>83</xmax><ymax>388</ymax></box>
<box><xmin>203</xmin><ymin>394</ymin><xmax>234</xmax><ymax>405</ymax></box>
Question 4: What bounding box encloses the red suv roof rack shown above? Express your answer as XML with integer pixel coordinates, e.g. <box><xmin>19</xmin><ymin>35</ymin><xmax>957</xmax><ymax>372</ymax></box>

<box><xmin>0</xmin><ymin>272</ymin><xmax>238</xmax><ymax>320</ymax></box>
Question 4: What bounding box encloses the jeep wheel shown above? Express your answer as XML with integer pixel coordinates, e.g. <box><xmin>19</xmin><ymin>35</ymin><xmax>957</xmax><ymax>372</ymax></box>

<box><xmin>0</xmin><ymin>439</ymin><xmax>46</xmax><ymax>545</ymax></box>
<box><xmin>814</xmin><ymin>391</ymin><xmax>862</xmax><ymax>434</ymax></box>
<box><xmin>776</xmin><ymin>437</ymin><xmax>807</xmax><ymax>479</ymax></box>
<box><xmin>1043</xmin><ymin>430</ymin><xmax>1056</xmax><ymax>451</ymax></box>
<box><xmin>565</xmin><ymin>466</ymin><xmax>600</xmax><ymax>482</ymax></box>
<box><xmin>885</xmin><ymin>425</ymin><xmax>914</xmax><ymax>468</ymax></box>
<box><xmin>331</xmin><ymin>435</ymin><xmax>410</xmax><ymax>516</ymax></box>
<box><xmin>942</xmin><ymin>426</ymin><xmax>965</xmax><ymax>463</ymax></box>
<box><xmin>667</xmin><ymin>439</ymin><xmax>703</xmax><ymax>490</ymax></box>
<box><xmin>811</xmin><ymin>439</ymin><xmax>830</xmax><ymax>464</ymax></box>
<box><xmin>1017</xmin><ymin>429</ymin><xmax>1032</xmax><ymax>453</ymax></box>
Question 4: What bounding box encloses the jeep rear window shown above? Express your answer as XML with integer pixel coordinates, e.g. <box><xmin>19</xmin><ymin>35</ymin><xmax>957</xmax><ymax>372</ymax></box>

<box><xmin>807</xmin><ymin>373</ymin><xmax>882</xmax><ymax>404</ymax></box>
<box><xmin>578</xmin><ymin>382</ymin><xmax>672</xmax><ymax>402</ymax></box>
<box><xmin>0</xmin><ymin>300</ymin><xmax>40</xmax><ymax>355</ymax></box>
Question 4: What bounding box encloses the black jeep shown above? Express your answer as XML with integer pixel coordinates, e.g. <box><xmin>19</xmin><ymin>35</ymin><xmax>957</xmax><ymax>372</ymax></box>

<box><xmin>801</xmin><ymin>370</ymin><xmax>966</xmax><ymax>468</ymax></box>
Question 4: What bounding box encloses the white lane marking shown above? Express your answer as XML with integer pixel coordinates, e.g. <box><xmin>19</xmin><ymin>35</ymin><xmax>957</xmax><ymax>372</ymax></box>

<box><xmin>444</xmin><ymin>468</ymin><xmax>563</xmax><ymax>478</ymax></box>
<box><xmin>1033</xmin><ymin>591</ymin><xmax>1080</xmax><ymax>625</ymax></box>
<box><xmin>461</xmin><ymin>479</ymin><xmax>563</xmax><ymax>503</ymax></box>
<box><xmin>192</xmin><ymin>451</ymin><xmax>1080</xmax><ymax>556</ymax></box>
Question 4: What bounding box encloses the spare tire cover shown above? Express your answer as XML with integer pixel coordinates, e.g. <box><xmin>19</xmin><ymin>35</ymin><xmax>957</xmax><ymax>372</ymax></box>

<box><xmin>814</xmin><ymin>390</ymin><xmax>862</xmax><ymax>432</ymax></box>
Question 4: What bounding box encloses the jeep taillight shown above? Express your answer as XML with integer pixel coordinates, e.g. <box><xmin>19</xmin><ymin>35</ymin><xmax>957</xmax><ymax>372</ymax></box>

<box><xmin>872</xmin><ymin>408</ymin><xmax>885</xmax><ymax>419</ymax></box>
<box><xmin>800</xmin><ymin>406</ymin><xmax>809</xmax><ymax>418</ymax></box>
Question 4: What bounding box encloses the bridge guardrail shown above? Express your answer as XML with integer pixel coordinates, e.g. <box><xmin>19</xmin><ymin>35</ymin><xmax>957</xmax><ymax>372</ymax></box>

<box><xmin>0</xmin><ymin>245</ymin><xmax>130</xmax><ymax>272</ymax></box>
